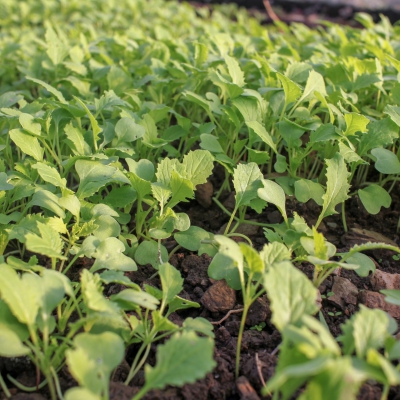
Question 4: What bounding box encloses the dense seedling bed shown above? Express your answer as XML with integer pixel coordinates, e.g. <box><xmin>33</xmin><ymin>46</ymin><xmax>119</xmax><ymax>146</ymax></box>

<box><xmin>0</xmin><ymin>1</ymin><xmax>400</xmax><ymax>399</ymax></box>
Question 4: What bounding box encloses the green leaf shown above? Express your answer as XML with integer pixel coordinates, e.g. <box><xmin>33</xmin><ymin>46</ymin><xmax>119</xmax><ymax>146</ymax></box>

<box><xmin>28</xmin><ymin>190</ymin><xmax>65</xmax><ymax>218</ymax></box>
<box><xmin>25</xmin><ymin>222</ymin><xmax>66</xmax><ymax>260</ymax></box>
<box><xmin>344</xmin><ymin>252</ymin><xmax>376</xmax><ymax>277</ymax></box>
<box><xmin>278</xmin><ymin>119</ymin><xmax>306</xmax><ymax>148</ymax></box>
<box><xmin>73</xmin><ymin>97</ymin><xmax>103</xmax><ymax>149</ymax></box>
<box><xmin>258</xmin><ymin>179</ymin><xmax>287</xmax><ymax>222</ymax></box>
<box><xmin>0</xmin><ymin>328</ymin><xmax>31</xmax><ymax>357</ymax></box>
<box><xmin>76</xmin><ymin>160</ymin><xmax>129</xmax><ymax>199</ymax></box>
<box><xmin>134</xmin><ymin>240</ymin><xmax>168</xmax><ymax>269</ymax></box>
<box><xmin>110</xmin><ymin>289</ymin><xmax>159</xmax><ymax>310</ymax></box>
<box><xmin>64</xmin><ymin>122</ymin><xmax>91</xmax><ymax>156</ymax></box>
<box><xmin>0</xmin><ymin>172</ymin><xmax>13</xmax><ymax>190</ymax></box>
<box><xmin>246</xmin><ymin>120</ymin><xmax>277</xmax><ymax>153</ymax></box>
<box><xmin>339</xmin><ymin>305</ymin><xmax>389</xmax><ymax>358</ymax></box>
<box><xmin>343</xmin><ymin>113</ymin><xmax>370</xmax><ymax>136</ymax></box>
<box><xmin>66</xmin><ymin>332</ymin><xmax>124</xmax><ymax>396</ymax></box>
<box><xmin>298</xmin><ymin>70</ymin><xmax>326</xmax><ymax>103</ymax></box>
<box><xmin>19</xmin><ymin>113</ymin><xmax>41</xmax><ymax>136</ymax></box>
<box><xmin>159</xmin><ymin>263</ymin><xmax>184</xmax><ymax>305</ymax></box>
<box><xmin>233</xmin><ymin>162</ymin><xmax>263</xmax><ymax>208</ymax></box>
<box><xmin>357</xmin><ymin>118</ymin><xmax>398</xmax><ymax>156</ymax></box>
<box><xmin>232</xmin><ymin>96</ymin><xmax>261</xmax><ymax>123</ymax></box>
<box><xmin>9</xmin><ymin>129</ymin><xmax>44</xmax><ymax>161</ymax></box>
<box><xmin>225</xmin><ymin>54</ymin><xmax>245</xmax><ymax>87</ymax></box>
<box><xmin>0</xmin><ymin>264</ymin><xmax>41</xmax><ymax>325</ymax></box>
<box><xmin>358</xmin><ymin>184</ymin><xmax>391</xmax><ymax>215</ymax></box>
<box><xmin>309</xmin><ymin>124</ymin><xmax>338</xmax><ymax>143</ymax></box>
<box><xmin>45</xmin><ymin>25</ymin><xmax>68</xmax><ymax>66</ymax></box>
<box><xmin>91</xmin><ymin>237</ymin><xmax>137</xmax><ymax>273</ymax></box>
<box><xmin>174</xmin><ymin>226</ymin><xmax>212</xmax><ymax>251</ymax></box>
<box><xmin>167</xmin><ymin>171</ymin><xmax>194</xmax><ymax>208</ymax></box>
<box><xmin>114</xmin><ymin>118</ymin><xmax>145</xmax><ymax>144</ymax></box>
<box><xmin>199</xmin><ymin>134</ymin><xmax>224</xmax><ymax>153</ymax></box>
<box><xmin>126</xmin><ymin>159</ymin><xmax>154</xmax><ymax>181</ymax></box>
<box><xmin>371</xmin><ymin>148</ymin><xmax>400</xmax><ymax>174</ymax></box>
<box><xmin>277</xmin><ymin>72</ymin><xmax>302</xmax><ymax>110</ymax></box>
<box><xmin>294</xmin><ymin>179</ymin><xmax>324</xmax><ymax>206</ymax></box>
<box><xmin>208</xmin><ymin>252</ymin><xmax>241</xmax><ymax>290</ymax></box>
<box><xmin>381</xmin><ymin>289</ymin><xmax>400</xmax><ymax>306</ymax></box>
<box><xmin>59</xmin><ymin>194</ymin><xmax>81</xmax><ymax>218</ymax></box>
<box><xmin>260</xmin><ymin>242</ymin><xmax>291</xmax><ymax>266</ymax></box>
<box><xmin>264</xmin><ymin>261</ymin><xmax>319</xmax><ymax>331</ymax></box>
<box><xmin>338</xmin><ymin>142</ymin><xmax>365</xmax><ymax>164</ymax></box>
<box><xmin>26</xmin><ymin>76</ymin><xmax>67</xmax><ymax>104</ymax></box>
<box><xmin>319</xmin><ymin>154</ymin><xmax>350</xmax><ymax>220</ymax></box>
<box><xmin>182</xmin><ymin>150</ymin><xmax>214</xmax><ymax>187</ymax></box>
<box><xmin>384</xmin><ymin>105</ymin><xmax>400</xmax><ymax>127</ymax></box>
<box><xmin>65</xmin><ymin>388</ymin><xmax>101</xmax><ymax>400</ymax></box>
<box><xmin>33</xmin><ymin>162</ymin><xmax>67</xmax><ymax>188</ymax></box>
<box><xmin>143</xmin><ymin>331</ymin><xmax>215</xmax><ymax>391</ymax></box>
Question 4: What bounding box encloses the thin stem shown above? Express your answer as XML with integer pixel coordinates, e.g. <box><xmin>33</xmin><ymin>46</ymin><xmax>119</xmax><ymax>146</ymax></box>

<box><xmin>235</xmin><ymin>303</ymin><xmax>250</xmax><ymax>378</ymax></box>
<box><xmin>341</xmin><ymin>201</ymin><xmax>348</xmax><ymax>233</ymax></box>
<box><xmin>224</xmin><ymin>206</ymin><xmax>238</xmax><ymax>235</ymax></box>
<box><xmin>0</xmin><ymin>373</ymin><xmax>11</xmax><ymax>398</ymax></box>
<box><xmin>6</xmin><ymin>374</ymin><xmax>48</xmax><ymax>392</ymax></box>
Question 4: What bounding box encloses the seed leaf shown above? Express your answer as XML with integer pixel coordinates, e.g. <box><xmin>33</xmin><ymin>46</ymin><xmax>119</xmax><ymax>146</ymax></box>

<box><xmin>258</xmin><ymin>179</ymin><xmax>287</xmax><ymax>222</ymax></box>
<box><xmin>358</xmin><ymin>184</ymin><xmax>391</xmax><ymax>215</ymax></box>
<box><xmin>371</xmin><ymin>148</ymin><xmax>400</xmax><ymax>174</ymax></box>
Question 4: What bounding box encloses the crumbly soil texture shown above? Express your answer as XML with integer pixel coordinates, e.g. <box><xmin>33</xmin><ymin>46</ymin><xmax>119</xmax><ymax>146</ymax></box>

<box><xmin>1</xmin><ymin>164</ymin><xmax>400</xmax><ymax>400</ymax></box>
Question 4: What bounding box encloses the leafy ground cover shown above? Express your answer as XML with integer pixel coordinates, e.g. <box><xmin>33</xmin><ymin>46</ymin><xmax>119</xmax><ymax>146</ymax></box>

<box><xmin>0</xmin><ymin>0</ymin><xmax>400</xmax><ymax>399</ymax></box>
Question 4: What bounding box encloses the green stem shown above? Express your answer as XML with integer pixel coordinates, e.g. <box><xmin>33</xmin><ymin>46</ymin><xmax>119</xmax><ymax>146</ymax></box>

<box><xmin>235</xmin><ymin>303</ymin><xmax>250</xmax><ymax>378</ymax></box>
<box><xmin>6</xmin><ymin>374</ymin><xmax>48</xmax><ymax>392</ymax></box>
<box><xmin>0</xmin><ymin>373</ymin><xmax>11</xmax><ymax>398</ymax></box>
<box><xmin>341</xmin><ymin>201</ymin><xmax>348</xmax><ymax>233</ymax></box>
<box><xmin>226</xmin><ymin>232</ymin><xmax>252</xmax><ymax>246</ymax></box>
<box><xmin>224</xmin><ymin>206</ymin><xmax>238</xmax><ymax>235</ymax></box>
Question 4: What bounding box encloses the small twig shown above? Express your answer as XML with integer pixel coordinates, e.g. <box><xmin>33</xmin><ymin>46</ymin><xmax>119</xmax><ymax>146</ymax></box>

<box><xmin>263</xmin><ymin>0</ymin><xmax>280</xmax><ymax>22</ymax></box>
<box><xmin>210</xmin><ymin>308</ymin><xmax>244</xmax><ymax>325</ymax></box>
<box><xmin>271</xmin><ymin>343</ymin><xmax>281</xmax><ymax>356</ymax></box>
<box><xmin>255</xmin><ymin>352</ymin><xmax>266</xmax><ymax>387</ymax></box>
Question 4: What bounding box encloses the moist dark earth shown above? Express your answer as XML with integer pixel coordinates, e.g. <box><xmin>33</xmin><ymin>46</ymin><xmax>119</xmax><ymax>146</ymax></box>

<box><xmin>1</xmin><ymin>162</ymin><xmax>399</xmax><ymax>400</ymax></box>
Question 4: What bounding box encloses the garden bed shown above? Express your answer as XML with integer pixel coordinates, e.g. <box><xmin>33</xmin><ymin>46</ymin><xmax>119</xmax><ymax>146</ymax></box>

<box><xmin>0</xmin><ymin>0</ymin><xmax>400</xmax><ymax>399</ymax></box>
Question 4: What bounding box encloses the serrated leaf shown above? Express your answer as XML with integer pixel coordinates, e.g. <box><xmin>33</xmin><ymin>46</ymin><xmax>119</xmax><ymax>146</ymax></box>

<box><xmin>339</xmin><ymin>142</ymin><xmax>365</xmax><ymax>164</ymax></box>
<box><xmin>45</xmin><ymin>26</ymin><xmax>68</xmax><ymax>66</ymax></box>
<box><xmin>143</xmin><ymin>331</ymin><xmax>215</xmax><ymax>391</ymax></box>
<box><xmin>319</xmin><ymin>154</ymin><xmax>350</xmax><ymax>220</ymax></box>
<box><xmin>260</xmin><ymin>242</ymin><xmax>291</xmax><ymax>266</ymax></box>
<box><xmin>9</xmin><ymin>129</ymin><xmax>44</xmax><ymax>161</ymax></box>
<box><xmin>358</xmin><ymin>184</ymin><xmax>391</xmax><ymax>215</ymax></box>
<box><xmin>225</xmin><ymin>54</ymin><xmax>245</xmax><ymax>87</ymax></box>
<box><xmin>343</xmin><ymin>113</ymin><xmax>370</xmax><ymax>136</ymax></box>
<box><xmin>66</xmin><ymin>332</ymin><xmax>124</xmax><ymax>396</ymax></box>
<box><xmin>25</xmin><ymin>222</ymin><xmax>66</xmax><ymax>260</ymax></box>
<box><xmin>167</xmin><ymin>171</ymin><xmax>194</xmax><ymax>208</ymax></box>
<box><xmin>233</xmin><ymin>162</ymin><xmax>263</xmax><ymax>209</ymax></box>
<box><xmin>264</xmin><ymin>261</ymin><xmax>319</xmax><ymax>331</ymax></box>
<box><xmin>182</xmin><ymin>150</ymin><xmax>214</xmax><ymax>187</ymax></box>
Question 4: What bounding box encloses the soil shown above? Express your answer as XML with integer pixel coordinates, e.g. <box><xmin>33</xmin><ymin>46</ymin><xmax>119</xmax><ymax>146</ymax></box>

<box><xmin>1</xmin><ymin>161</ymin><xmax>399</xmax><ymax>400</ymax></box>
